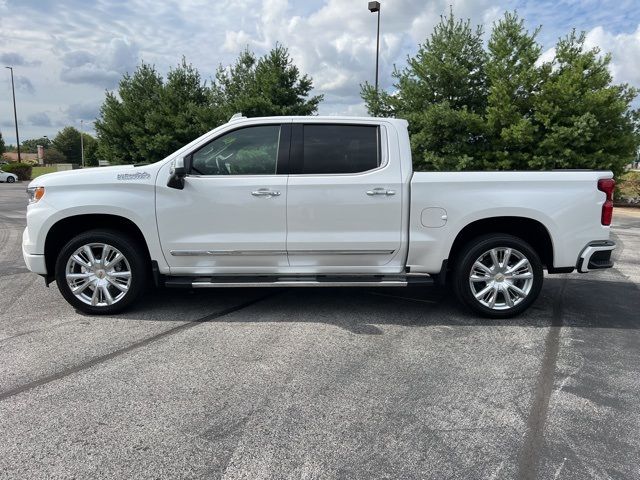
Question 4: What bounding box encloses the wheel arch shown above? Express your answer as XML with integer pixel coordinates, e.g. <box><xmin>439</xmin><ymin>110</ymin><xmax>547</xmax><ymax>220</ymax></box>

<box><xmin>44</xmin><ymin>214</ymin><xmax>152</xmax><ymax>280</ymax></box>
<box><xmin>448</xmin><ymin>216</ymin><xmax>554</xmax><ymax>270</ymax></box>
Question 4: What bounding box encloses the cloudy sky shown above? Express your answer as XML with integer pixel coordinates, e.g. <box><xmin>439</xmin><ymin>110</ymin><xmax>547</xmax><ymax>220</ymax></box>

<box><xmin>1</xmin><ymin>0</ymin><xmax>639</xmax><ymax>145</ymax></box>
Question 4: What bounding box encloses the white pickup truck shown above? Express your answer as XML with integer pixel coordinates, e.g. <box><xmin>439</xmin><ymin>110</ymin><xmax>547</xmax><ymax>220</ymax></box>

<box><xmin>22</xmin><ymin>115</ymin><xmax>616</xmax><ymax>318</ymax></box>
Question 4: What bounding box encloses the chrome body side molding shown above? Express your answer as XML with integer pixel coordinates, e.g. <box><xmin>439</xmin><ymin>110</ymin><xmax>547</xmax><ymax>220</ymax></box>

<box><xmin>170</xmin><ymin>249</ymin><xmax>396</xmax><ymax>257</ymax></box>
<box><xmin>170</xmin><ymin>250</ymin><xmax>286</xmax><ymax>256</ymax></box>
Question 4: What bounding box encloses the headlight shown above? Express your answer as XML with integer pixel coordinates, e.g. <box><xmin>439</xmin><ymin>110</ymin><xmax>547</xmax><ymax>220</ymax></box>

<box><xmin>27</xmin><ymin>186</ymin><xmax>45</xmax><ymax>204</ymax></box>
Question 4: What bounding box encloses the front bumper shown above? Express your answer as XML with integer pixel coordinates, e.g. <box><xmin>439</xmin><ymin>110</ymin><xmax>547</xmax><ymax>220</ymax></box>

<box><xmin>23</xmin><ymin>249</ymin><xmax>47</xmax><ymax>274</ymax></box>
<box><xmin>22</xmin><ymin>228</ymin><xmax>47</xmax><ymax>274</ymax></box>
<box><xmin>577</xmin><ymin>240</ymin><xmax>616</xmax><ymax>273</ymax></box>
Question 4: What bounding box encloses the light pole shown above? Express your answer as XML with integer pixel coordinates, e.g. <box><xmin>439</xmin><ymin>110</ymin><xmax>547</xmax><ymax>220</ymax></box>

<box><xmin>368</xmin><ymin>1</ymin><xmax>381</xmax><ymax>91</ymax></box>
<box><xmin>80</xmin><ymin>120</ymin><xmax>85</xmax><ymax>167</ymax></box>
<box><xmin>5</xmin><ymin>66</ymin><xmax>21</xmax><ymax>163</ymax></box>
<box><xmin>42</xmin><ymin>135</ymin><xmax>48</xmax><ymax>165</ymax></box>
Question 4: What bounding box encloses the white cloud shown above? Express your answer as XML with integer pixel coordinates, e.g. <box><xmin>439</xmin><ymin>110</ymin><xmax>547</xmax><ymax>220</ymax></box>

<box><xmin>218</xmin><ymin>0</ymin><xmax>508</xmax><ymax>114</ymax></box>
<box><xmin>0</xmin><ymin>52</ymin><xmax>40</xmax><ymax>67</ymax></box>
<box><xmin>537</xmin><ymin>46</ymin><xmax>556</xmax><ymax>66</ymax></box>
<box><xmin>27</xmin><ymin>112</ymin><xmax>52</xmax><ymax>127</ymax></box>
<box><xmin>60</xmin><ymin>38</ymin><xmax>139</xmax><ymax>88</ymax></box>
<box><xmin>0</xmin><ymin>0</ymin><xmax>638</xmax><ymax>143</ymax></box>
<box><xmin>1</xmin><ymin>75</ymin><xmax>35</xmax><ymax>94</ymax></box>
<box><xmin>585</xmin><ymin>24</ymin><xmax>640</xmax><ymax>86</ymax></box>
<box><xmin>66</xmin><ymin>101</ymin><xmax>101</xmax><ymax>123</ymax></box>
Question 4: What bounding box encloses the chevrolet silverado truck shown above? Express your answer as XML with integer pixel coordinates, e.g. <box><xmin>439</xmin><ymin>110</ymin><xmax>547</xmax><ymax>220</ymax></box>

<box><xmin>22</xmin><ymin>115</ymin><xmax>616</xmax><ymax>318</ymax></box>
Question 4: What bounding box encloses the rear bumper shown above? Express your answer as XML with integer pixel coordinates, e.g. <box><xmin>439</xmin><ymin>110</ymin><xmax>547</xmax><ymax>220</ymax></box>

<box><xmin>577</xmin><ymin>240</ymin><xmax>615</xmax><ymax>273</ymax></box>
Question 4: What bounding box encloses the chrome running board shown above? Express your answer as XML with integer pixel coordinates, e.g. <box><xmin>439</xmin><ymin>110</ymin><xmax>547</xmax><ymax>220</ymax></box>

<box><xmin>165</xmin><ymin>274</ymin><xmax>433</xmax><ymax>289</ymax></box>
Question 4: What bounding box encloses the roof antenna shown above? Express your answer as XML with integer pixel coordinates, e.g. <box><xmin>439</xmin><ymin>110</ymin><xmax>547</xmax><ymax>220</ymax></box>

<box><xmin>229</xmin><ymin>112</ymin><xmax>245</xmax><ymax>122</ymax></box>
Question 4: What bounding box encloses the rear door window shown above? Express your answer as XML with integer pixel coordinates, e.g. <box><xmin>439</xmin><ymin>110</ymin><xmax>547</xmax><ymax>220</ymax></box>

<box><xmin>300</xmin><ymin>124</ymin><xmax>380</xmax><ymax>174</ymax></box>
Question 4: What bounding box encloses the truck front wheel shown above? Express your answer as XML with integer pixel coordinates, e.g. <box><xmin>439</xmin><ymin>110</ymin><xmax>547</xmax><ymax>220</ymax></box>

<box><xmin>55</xmin><ymin>230</ymin><xmax>148</xmax><ymax>315</ymax></box>
<box><xmin>452</xmin><ymin>234</ymin><xmax>543</xmax><ymax>318</ymax></box>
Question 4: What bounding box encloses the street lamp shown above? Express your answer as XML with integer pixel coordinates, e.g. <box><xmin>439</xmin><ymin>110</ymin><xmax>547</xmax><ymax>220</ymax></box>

<box><xmin>5</xmin><ymin>66</ymin><xmax>21</xmax><ymax>163</ymax></box>
<box><xmin>40</xmin><ymin>135</ymin><xmax>49</xmax><ymax>165</ymax></box>
<box><xmin>80</xmin><ymin>119</ymin><xmax>85</xmax><ymax>167</ymax></box>
<box><xmin>368</xmin><ymin>1</ymin><xmax>381</xmax><ymax>91</ymax></box>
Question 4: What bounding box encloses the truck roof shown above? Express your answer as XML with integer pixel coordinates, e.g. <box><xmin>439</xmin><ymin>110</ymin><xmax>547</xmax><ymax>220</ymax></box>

<box><xmin>227</xmin><ymin>113</ymin><xmax>408</xmax><ymax>127</ymax></box>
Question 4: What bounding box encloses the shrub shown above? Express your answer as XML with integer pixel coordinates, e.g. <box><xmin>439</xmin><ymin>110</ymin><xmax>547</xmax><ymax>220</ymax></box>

<box><xmin>3</xmin><ymin>162</ymin><xmax>33</xmax><ymax>181</ymax></box>
<box><xmin>44</xmin><ymin>148</ymin><xmax>68</xmax><ymax>164</ymax></box>
<box><xmin>618</xmin><ymin>171</ymin><xmax>640</xmax><ymax>201</ymax></box>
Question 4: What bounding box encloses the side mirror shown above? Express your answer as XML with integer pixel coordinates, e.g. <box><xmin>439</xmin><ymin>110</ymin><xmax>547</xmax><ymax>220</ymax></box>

<box><xmin>167</xmin><ymin>156</ymin><xmax>187</xmax><ymax>190</ymax></box>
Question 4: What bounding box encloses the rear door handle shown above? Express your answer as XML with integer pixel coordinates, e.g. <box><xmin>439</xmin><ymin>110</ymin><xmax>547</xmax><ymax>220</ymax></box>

<box><xmin>366</xmin><ymin>188</ymin><xmax>396</xmax><ymax>196</ymax></box>
<box><xmin>252</xmin><ymin>188</ymin><xmax>281</xmax><ymax>197</ymax></box>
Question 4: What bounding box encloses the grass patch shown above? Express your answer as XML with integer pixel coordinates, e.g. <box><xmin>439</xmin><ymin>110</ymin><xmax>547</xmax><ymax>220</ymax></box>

<box><xmin>31</xmin><ymin>166</ymin><xmax>57</xmax><ymax>178</ymax></box>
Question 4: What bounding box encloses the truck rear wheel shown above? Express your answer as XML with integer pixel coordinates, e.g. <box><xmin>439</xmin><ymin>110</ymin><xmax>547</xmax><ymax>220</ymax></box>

<box><xmin>452</xmin><ymin>234</ymin><xmax>543</xmax><ymax>318</ymax></box>
<box><xmin>55</xmin><ymin>229</ymin><xmax>148</xmax><ymax>315</ymax></box>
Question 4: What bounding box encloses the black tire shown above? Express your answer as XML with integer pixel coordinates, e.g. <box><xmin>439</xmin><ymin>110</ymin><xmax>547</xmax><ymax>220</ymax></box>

<box><xmin>55</xmin><ymin>229</ymin><xmax>148</xmax><ymax>315</ymax></box>
<box><xmin>452</xmin><ymin>234</ymin><xmax>543</xmax><ymax>318</ymax></box>
<box><xmin>7</xmin><ymin>176</ymin><xmax>15</xmax><ymax>183</ymax></box>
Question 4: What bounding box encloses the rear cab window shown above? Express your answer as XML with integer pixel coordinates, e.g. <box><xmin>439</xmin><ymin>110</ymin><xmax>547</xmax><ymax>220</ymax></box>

<box><xmin>294</xmin><ymin>124</ymin><xmax>381</xmax><ymax>175</ymax></box>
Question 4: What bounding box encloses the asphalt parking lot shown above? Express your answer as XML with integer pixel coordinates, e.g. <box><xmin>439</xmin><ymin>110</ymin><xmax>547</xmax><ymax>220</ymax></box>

<box><xmin>0</xmin><ymin>182</ymin><xmax>638</xmax><ymax>480</ymax></box>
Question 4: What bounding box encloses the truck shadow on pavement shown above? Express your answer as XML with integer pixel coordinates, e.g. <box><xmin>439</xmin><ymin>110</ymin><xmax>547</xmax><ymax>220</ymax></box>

<box><xmin>115</xmin><ymin>276</ymin><xmax>640</xmax><ymax>334</ymax></box>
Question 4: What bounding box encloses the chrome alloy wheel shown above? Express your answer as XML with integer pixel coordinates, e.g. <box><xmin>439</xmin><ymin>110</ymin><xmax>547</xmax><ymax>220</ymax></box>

<box><xmin>468</xmin><ymin>247</ymin><xmax>534</xmax><ymax>311</ymax></box>
<box><xmin>65</xmin><ymin>243</ymin><xmax>132</xmax><ymax>307</ymax></box>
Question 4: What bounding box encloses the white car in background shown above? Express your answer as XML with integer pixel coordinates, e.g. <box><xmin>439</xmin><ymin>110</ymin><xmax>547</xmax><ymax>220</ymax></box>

<box><xmin>0</xmin><ymin>169</ymin><xmax>18</xmax><ymax>183</ymax></box>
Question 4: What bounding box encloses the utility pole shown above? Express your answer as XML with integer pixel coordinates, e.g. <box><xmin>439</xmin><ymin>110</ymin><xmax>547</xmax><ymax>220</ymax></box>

<box><xmin>5</xmin><ymin>66</ymin><xmax>21</xmax><ymax>162</ymax></box>
<box><xmin>80</xmin><ymin>120</ymin><xmax>85</xmax><ymax>167</ymax></box>
<box><xmin>368</xmin><ymin>1</ymin><xmax>381</xmax><ymax>91</ymax></box>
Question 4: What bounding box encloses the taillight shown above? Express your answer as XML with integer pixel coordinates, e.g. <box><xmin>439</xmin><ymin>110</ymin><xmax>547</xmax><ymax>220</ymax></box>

<box><xmin>598</xmin><ymin>178</ymin><xmax>615</xmax><ymax>226</ymax></box>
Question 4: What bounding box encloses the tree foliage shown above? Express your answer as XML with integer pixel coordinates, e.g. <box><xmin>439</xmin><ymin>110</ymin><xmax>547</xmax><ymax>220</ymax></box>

<box><xmin>211</xmin><ymin>44</ymin><xmax>323</xmax><ymax>121</ymax></box>
<box><xmin>96</xmin><ymin>46</ymin><xmax>322</xmax><ymax>165</ymax></box>
<box><xmin>52</xmin><ymin>126</ymin><xmax>98</xmax><ymax>166</ymax></box>
<box><xmin>95</xmin><ymin>63</ymin><xmax>165</xmax><ymax>165</ymax></box>
<box><xmin>530</xmin><ymin>31</ymin><xmax>639</xmax><ymax>174</ymax></box>
<box><xmin>362</xmin><ymin>11</ymin><xmax>639</xmax><ymax>176</ymax></box>
<box><xmin>363</xmin><ymin>11</ymin><xmax>488</xmax><ymax>170</ymax></box>
<box><xmin>484</xmin><ymin>12</ymin><xmax>542</xmax><ymax>170</ymax></box>
<box><xmin>44</xmin><ymin>148</ymin><xmax>68</xmax><ymax>164</ymax></box>
<box><xmin>21</xmin><ymin>136</ymin><xmax>52</xmax><ymax>153</ymax></box>
<box><xmin>0</xmin><ymin>132</ymin><xmax>6</xmax><ymax>156</ymax></box>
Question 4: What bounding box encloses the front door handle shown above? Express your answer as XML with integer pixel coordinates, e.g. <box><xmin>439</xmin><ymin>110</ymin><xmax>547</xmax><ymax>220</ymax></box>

<box><xmin>366</xmin><ymin>188</ymin><xmax>396</xmax><ymax>196</ymax></box>
<box><xmin>252</xmin><ymin>189</ymin><xmax>281</xmax><ymax>197</ymax></box>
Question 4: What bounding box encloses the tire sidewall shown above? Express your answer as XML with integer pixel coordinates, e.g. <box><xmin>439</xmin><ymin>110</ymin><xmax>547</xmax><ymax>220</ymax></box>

<box><xmin>55</xmin><ymin>230</ymin><xmax>148</xmax><ymax>314</ymax></box>
<box><xmin>453</xmin><ymin>234</ymin><xmax>544</xmax><ymax>318</ymax></box>
<box><xmin>7</xmin><ymin>176</ymin><xmax>15</xmax><ymax>183</ymax></box>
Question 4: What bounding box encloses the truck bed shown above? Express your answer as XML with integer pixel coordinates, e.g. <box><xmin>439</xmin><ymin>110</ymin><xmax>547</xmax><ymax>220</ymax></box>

<box><xmin>407</xmin><ymin>170</ymin><xmax>612</xmax><ymax>273</ymax></box>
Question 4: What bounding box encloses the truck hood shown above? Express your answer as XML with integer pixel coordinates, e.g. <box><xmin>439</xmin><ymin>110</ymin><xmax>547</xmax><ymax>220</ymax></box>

<box><xmin>29</xmin><ymin>164</ymin><xmax>163</xmax><ymax>188</ymax></box>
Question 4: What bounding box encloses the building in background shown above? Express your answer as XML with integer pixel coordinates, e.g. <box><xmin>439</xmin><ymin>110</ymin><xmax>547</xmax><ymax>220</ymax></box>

<box><xmin>1</xmin><ymin>152</ymin><xmax>38</xmax><ymax>163</ymax></box>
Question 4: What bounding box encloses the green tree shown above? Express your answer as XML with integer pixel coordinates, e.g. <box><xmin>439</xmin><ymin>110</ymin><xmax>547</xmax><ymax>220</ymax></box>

<box><xmin>362</xmin><ymin>11</ymin><xmax>488</xmax><ymax>170</ymax></box>
<box><xmin>53</xmin><ymin>126</ymin><xmax>83</xmax><ymax>164</ymax></box>
<box><xmin>211</xmin><ymin>44</ymin><xmax>323</xmax><ymax>120</ymax></box>
<box><xmin>44</xmin><ymin>148</ymin><xmax>67</xmax><ymax>164</ymax></box>
<box><xmin>485</xmin><ymin>12</ymin><xmax>542</xmax><ymax>170</ymax></box>
<box><xmin>148</xmin><ymin>57</ymin><xmax>212</xmax><ymax>159</ymax></box>
<box><xmin>95</xmin><ymin>63</ymin><xmax>165</xmax><ymax>165</ymax></box>
<box><xmin>82</xmin><ymin>133</ymin><xmax>99</xmax><ymax>166</ymax></box>
<box><xmin>0</xmin><ymin>132</ymin><xmax>5</xmax><ymax>156</ymax></box>
<box><xmin>210</xmin><ymin>49</ymin><xmax>261</xmax><ymax>124</ymax></box>
<box><xmin>21</xmin><ymin>136</ymin><xmax>52</xmax><ymax>153</ymax></box>
<box><xmin>51</xmin><ymin>126</ymin><xmax>99</xmax><ymax>165</ymax></box>
<box><xmin>96</xmin><ymin>47</ymin><xmax>322</xmax><ymax>165</ymax></box>
<box><xmin>253</xmin><ymin>44</ymin><xmax>323</xmax><ymax>115</ymax></box>
<box><xmin>361</xmin><ymin>10</ymin><xmax>639</xmax><ymax>175</ymax></box>
<box><xmin>531</xmin><ymin>31</ymin><xmax>638</xmax><ymax>176</ymax></box>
